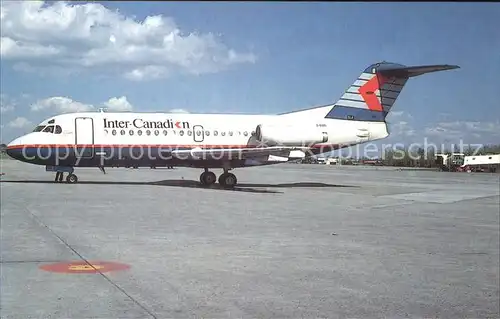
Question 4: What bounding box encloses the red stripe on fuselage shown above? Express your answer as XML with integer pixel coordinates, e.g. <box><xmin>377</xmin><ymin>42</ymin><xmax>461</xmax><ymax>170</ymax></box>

<box><xmin>6</xmin><ymin>143</ymin><xmax>342</xmax><ymax>150</ymax></box>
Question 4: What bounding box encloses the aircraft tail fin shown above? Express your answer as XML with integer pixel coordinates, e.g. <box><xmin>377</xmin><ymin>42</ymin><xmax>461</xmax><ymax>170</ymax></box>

<box><xmin>324</xmin><ymin>62</ymin><xmax>460</xmax><ymax>122</ymax></box>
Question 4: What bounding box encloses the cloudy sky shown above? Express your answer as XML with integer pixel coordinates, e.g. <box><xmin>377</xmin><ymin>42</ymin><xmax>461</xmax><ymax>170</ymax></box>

<box><xmin>1</xmin><ymin>1</ymin><xmax>499</xmax><ymax>149</ymax></box>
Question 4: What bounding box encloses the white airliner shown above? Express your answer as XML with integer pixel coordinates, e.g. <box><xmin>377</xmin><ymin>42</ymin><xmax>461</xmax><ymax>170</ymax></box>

<box><xmin>6</xmin><ymin>61</ymin><xmax>459</xmax><ymax>187</ymax></box>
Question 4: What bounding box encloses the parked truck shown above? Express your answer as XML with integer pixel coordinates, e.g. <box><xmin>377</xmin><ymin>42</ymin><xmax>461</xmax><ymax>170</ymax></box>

<box><xmin>436</xmin><ymin>153</ymin><xmax>499</xmax><ymax>173</ymax></box>
<box><xmin>461</xmin><ymin>154</ymin><xmax>500</xmax><ymax>173</ymax></box>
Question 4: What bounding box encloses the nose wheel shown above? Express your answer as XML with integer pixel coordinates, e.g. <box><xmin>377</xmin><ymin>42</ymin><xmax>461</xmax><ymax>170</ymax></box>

<box><xmin>53</xmin><ymin>172</ymin><xmax>78</xmax><ymax>183</ymax></box>
<box><xmin>66</xmin><ymin>174</ymin><xmax>78</xmax><ymax>183</ymax></box>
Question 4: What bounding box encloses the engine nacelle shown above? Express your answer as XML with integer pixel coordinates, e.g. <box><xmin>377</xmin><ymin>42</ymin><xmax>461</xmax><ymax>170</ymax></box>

<box><xmin>255</xmin><ymin>123</ymin><xmax>328</xmax><ymax>146</ymax></box>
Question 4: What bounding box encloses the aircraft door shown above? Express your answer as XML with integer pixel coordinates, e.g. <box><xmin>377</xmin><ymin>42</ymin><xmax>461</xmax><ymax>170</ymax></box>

<box><xmin>193</xmin><ymin>125</ymin><xmax>204</xmax><ymax>142</ymax></box>
<box><xmin>75</xmin><ymin>117</ymin><xmax>94</xmax><ymax>158</ymax></box>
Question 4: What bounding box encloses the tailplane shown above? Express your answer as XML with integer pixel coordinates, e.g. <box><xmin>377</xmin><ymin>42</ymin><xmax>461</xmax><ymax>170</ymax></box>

<box><xmin>324</xmin><ymin>62</ymin><xmax>459</xmax><ymax>122</ymax></box>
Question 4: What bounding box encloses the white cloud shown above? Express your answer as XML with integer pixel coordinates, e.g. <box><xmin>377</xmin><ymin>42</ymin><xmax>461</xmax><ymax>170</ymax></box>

<box><xmin>382</xmin><ymin>111</ymin><xmax>500</xmax><ymax>145</ymax></box>
<box><xmin>387</xmin><ymin>111</ymin><xmax>405</xmax><ymax>118</ymax></box>
<box><xmin>385</xmin><ymin>111</ymin><xmax>416</xmax><ymax>138</ymax></box>
<box><xmin>124</xmin><ymin>66</ymin><xmax>169</xmax><ymax>81</ymax></box>
<box><xmin>420</xmin><ymin>120</ymin><xmax>500</xmax><ymax>147</ymax></box>
<box><xmin>1</xmin><ymin>1</ymin><xmax>257</xmax><ymax>81</ymax></box>
<box><xmin>169</xmin><ymin>108</ymin><xmax>189</xmax><ymax>113</ymax></box>
<box><xmin>31</xmin><ymin>97</ymin><xmax>93</xmax><ymax>112</ymax></box>
<box><xmin>8</xmin><ymin>117</ymin><xmax>32</xmax><ymax>128</ymax></box>
<box><xmin>0</xmin><ymin>93</ymin><xmax>15</xmax><ymax>113</ymax></box>
<box><xmin>1</xmin><ymin>105</ymin><xmax>15</xmax><ymax>113</ymax></box>
<box><xmin>390</xmin><ymin>121</ymin><xmax>416</xmax><ymax>137</ymax></box>
<box><xmin>425</xmin><ymin>120</ymin><xmax>500</xmax><ymax>139</ymax></box>
<box><xmin>1</xmin><ymin>93</ymin><xmax>32</xmax><ymax>114</ymax></box>
<box><xmin>103</xmin><ymin>96</ymin><xmax>133</xmax><ymax>111</ymax></box>
<box><xmin>31</xmin><ymin>96</ymin><xmax>135</xmax><ymax>113</ymax></box>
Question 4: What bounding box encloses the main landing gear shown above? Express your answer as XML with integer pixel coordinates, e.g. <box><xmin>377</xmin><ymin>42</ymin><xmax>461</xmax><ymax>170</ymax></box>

<box><xmin>199</xmin><ymin>168</ymin><xmax>237</xmax><ymax>188</ymax></box>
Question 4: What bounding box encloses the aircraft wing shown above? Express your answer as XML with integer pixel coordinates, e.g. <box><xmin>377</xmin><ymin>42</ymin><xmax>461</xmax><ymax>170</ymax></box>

<box><xmin>170</xmin><ymin>146</ymin><xmax>308</xmax><ymax>161</ymax></box>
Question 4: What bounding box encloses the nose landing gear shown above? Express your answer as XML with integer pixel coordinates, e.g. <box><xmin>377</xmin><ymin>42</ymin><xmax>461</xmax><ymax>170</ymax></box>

<box><xmin>53</xmin><ymin>172</ymin><xmax>78</xmax><ymax>183</ymax></box>
<box><xmin>47</xmin><ymin>166</ymin><xmax>78</xmax><ymax>184</ymax></box>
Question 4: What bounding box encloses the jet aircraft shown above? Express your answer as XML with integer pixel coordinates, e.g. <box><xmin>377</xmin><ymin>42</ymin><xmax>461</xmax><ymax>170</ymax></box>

<box><xmin>6</xmin><ymin>61</ymin><xmax>459</xmax><ymax>187</ymax></box>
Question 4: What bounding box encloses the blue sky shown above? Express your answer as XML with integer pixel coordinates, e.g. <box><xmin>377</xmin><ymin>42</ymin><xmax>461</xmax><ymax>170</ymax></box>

<box><xmin>1</xmin><ymin>1</ymin><xmax>499</xmax><ymax>151</ymax></box>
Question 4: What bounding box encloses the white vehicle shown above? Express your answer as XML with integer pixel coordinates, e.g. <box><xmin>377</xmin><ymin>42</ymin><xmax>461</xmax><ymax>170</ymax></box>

<box><xmin>6</xmin><ymin>61</ymin><xmax>459</xmax><ymax>187</ymax></box>
<box><xmin>462</xmin><ymin>154</ymin><xmax>500</xmax><ymax>172</ymax></box>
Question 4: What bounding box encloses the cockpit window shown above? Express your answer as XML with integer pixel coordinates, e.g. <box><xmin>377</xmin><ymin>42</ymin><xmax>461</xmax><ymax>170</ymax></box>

<box><xmin>33</xmin><ymin>125</ymin><xmax>46</xmax><ymax>132</ymax></box>
<box><xmin>42</xmin><ymin>125</ymin><xmax>54</xmax><ymax>133</ymax></box>
<box><xmin>34</xmin><ymin>124</ymin><xmax>62</xmax><ymax>133</ymax></box>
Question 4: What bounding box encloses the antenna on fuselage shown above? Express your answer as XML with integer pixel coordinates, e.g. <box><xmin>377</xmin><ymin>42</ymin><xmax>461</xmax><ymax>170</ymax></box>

<box><xmin>98</xmin><ymin>107</ymin><xmax>107</xmax><ymax>113</ymax></box>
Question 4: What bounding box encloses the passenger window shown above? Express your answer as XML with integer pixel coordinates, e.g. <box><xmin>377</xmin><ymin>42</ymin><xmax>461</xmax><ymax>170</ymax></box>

<box><xmin>229</xmin><ymin>131</ymin><xmax>233</xmax><ymax>136</ymax></box>
<box><xmin>163</xmin><ymin>130</ymin><xmax>168</xmax><ymax>136</ymax></box>
<box><xmin>55</xmin><ymin>125</ymin><xmax>62</xmax><ymax>134</ymax></box>
<box><xmin>187</xmin><ymin>130</ymin><xmax>192</xmax><ymax>136</ymax></box>
<box><xmin>154</xmin><ymin>130</ymin><xmax>159</xmax><ymax>136</ymax></box>
<box><xmin>243</xmin><ymin>131</ymin><xmax>248</xmax><ymax>136</ymax></box>
<box><xmin>214</xmin><ymin>131</ymin><xmax>218</xmax><ymax>136</ymax></box>
<box><xmin>205</xmin><ymin>131</ymin><xmax>210</xmax><ymax>136</ymax></box>
<box><xmin>138</xmin><ymin>130</ymin><xmax>143</xmax><ymax>136</ymax></box>
<box><xmin>129</xmin><ymin>130</ymin><xmax>134</xmax><ymax>135</ymax></box>
<box><xmin>146</xmin><ymin>130</ymin><xmax>151</xmax><ymax>136</ymax></box>
<box><xmin>112</xmin><ymin>129</ymin><xmax>117</xmax><ymax>135</ymax></box>
<box><xmin>120</xmin><ymin>130</ymin><xmax>125</xmax><ymax>135</ymax></box>
<box><xmin>42</xmin><ymin>125</ymin><xmax>54</xmax><ymax>133</ymax></box>
<box><xmin>179</xmin><ymin>130</ymin><xmax>184</xmax><ymax>136</ymax></box>
<box><xmin>221</xmin><ymin>132</ymin><xmax>226</xmax><ymax>136</ymax></box>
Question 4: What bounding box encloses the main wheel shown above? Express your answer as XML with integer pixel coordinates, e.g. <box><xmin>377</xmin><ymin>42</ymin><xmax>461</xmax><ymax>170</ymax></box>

<box><xmin>200</xmin><ymin>171</ymin><xmax>216</xmax><ymax>185</ymax></box>
<box><xmin>66</xmin><ymin>174</ymin><xmax>78</xmax><ymax>183</ymax></box>
<box><xmin>219</xmin><ymin>172</ymin><xmax>237</xmax><ymax>187</ymax></box>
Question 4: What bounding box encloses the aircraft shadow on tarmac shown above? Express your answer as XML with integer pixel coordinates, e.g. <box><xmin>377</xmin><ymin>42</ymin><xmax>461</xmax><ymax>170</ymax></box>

<box><xmin>0</xmin><ymin>179</ymin><xmax>358</xmax><ymax>194</ymax></box>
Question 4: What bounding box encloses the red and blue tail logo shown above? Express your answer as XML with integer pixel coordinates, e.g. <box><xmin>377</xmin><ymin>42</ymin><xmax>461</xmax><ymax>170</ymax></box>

<box><xmin>325</xmin><ymin>62</ymin><xmax>459</xmax><ymax>122</ymax></box>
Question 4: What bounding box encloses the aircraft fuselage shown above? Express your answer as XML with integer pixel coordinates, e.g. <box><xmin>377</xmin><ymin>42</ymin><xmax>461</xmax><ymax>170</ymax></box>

<box><xmin>6</xmin><ymin>110</ymin><xmax>389</xmax><ymax>169</ymax></box>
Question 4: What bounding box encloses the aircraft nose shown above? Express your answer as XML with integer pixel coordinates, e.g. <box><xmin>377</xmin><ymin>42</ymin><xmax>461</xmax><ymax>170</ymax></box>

<box><xmin>6</xmin><ymin>137</ymin><xmax>24</xmax><ymax>160</ymax></box>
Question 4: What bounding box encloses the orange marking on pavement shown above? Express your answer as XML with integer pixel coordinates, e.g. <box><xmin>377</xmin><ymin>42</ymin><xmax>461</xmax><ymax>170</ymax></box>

<box><xmin>39</xmin><ymin>261</ymin><xmax>130</xmax><ymax>274</ymax></box>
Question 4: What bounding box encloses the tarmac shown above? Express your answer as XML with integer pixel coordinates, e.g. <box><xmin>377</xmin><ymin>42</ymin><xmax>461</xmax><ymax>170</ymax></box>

<box><xmin>1</xmin><ymin>159</ymin><xmax>499</xmax><ymax>318</ymax></box>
